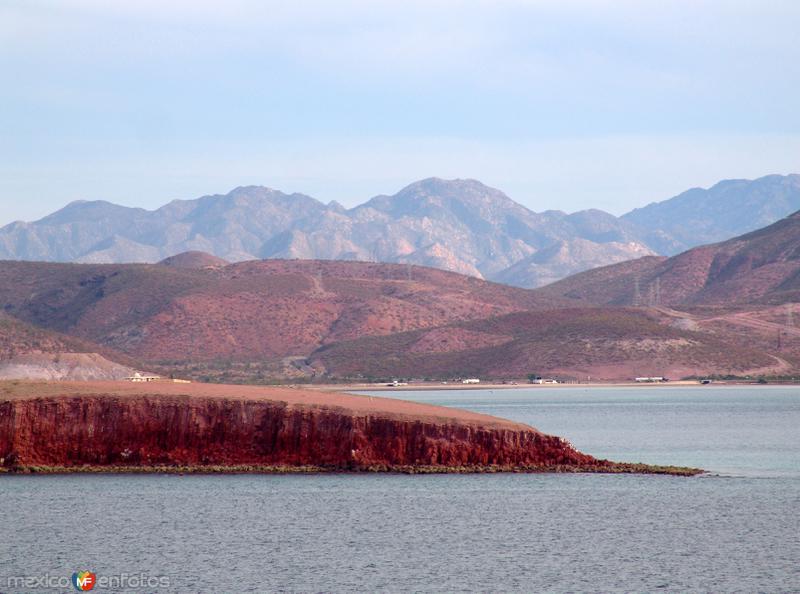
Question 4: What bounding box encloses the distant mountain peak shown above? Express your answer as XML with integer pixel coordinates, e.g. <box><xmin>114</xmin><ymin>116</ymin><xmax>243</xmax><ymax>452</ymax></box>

<box><xmin>227</xmin><ymin>185</ymin><xmax>284</xmax><ymax>197</ymax></box>
<box><xmin>39</xmin><ymin>199</ymin><xmax>145</xmax><ymax>225</ymax></box>
<box><xmin>402</xmin><ymin>176</ymin><xmax>494</xmax><ymax>190</ymax></box>
<box><xmin>622</xmin><ymin>173</ymin><xmax>800</xmax><ymax>255</ymax></box>
<box><xmin>395</xmin><ymin>177</ymin><xmax>509</xmax><ymax>200</ymax></box>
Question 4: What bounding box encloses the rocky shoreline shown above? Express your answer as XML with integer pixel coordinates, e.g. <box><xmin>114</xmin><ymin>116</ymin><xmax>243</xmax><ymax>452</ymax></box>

<box><xmin>0</xmin><ymin>381</ymin><xmax>702</xmax><ymax>476</ymax></box>
<box><xmin>0</xmin><ymin>463</ymin><xmax>703</xmax><ymax>476</ymax></box>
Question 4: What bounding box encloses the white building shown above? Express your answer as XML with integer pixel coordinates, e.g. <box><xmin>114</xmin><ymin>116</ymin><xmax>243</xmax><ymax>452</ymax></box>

<box><xmin>124</xmin><ymin>372</ymin><xmax>162</xmax><ymax>383</ymax></box>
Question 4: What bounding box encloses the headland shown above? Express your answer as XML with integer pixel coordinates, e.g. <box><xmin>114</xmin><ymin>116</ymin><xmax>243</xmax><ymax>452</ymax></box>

<box><xmin>0</xmin><ymin>381</ymin><xmax>701</xmax><ymax>475</ymax></box>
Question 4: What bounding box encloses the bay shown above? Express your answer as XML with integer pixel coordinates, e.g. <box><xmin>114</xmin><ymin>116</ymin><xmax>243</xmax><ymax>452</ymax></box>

<box><xmin>1</xmin><ymin>386</ymin><xmax>799</xmax><ymax>592</ymax></box>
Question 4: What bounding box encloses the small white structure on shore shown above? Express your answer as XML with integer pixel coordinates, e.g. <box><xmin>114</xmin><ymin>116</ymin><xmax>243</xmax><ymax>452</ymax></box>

<box><xmin>462</xmin><ymin>378</ymin><xmax>481</xmax><ymax>384</ymax></box>
<box><xmin>635</xmin><ymin>376</ymin><xmax>666</xmax><ymax>383</ymax></box>
<box><xmin>124</xmin><ymin>372</ymin><xmax>162</xmax><ymax>383</ymax></box>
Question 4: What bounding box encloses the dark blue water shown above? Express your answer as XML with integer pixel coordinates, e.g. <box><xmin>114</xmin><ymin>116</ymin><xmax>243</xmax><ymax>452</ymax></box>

<box><xmin>1</xmin><ymin>386</ymin><xmax>799</xmax><ymax>593</ymax></box>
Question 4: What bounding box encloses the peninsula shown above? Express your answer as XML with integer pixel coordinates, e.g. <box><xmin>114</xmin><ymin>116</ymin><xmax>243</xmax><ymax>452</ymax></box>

<box><xmin>0</xmin><ymin>381</ymin><xmax>699</xmax><ymax>475</ymax></box>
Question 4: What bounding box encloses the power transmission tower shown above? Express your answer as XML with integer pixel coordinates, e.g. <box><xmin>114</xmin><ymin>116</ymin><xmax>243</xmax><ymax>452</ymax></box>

<box><xmin>633</xmin><ymin>276</ymin><xmax>641</xmax><ymax>307</ymax></box>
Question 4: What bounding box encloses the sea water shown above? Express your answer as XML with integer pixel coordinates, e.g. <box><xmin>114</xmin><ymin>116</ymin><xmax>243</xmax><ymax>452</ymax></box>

<box><xmin>1</xmin><ymin>386</ymin><xmax>799</xmax><ymax>592</ymax></box>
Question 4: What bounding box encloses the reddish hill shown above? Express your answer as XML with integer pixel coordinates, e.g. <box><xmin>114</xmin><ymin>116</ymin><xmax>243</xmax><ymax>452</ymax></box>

<box><xmin>0</xmin><ymin>259</ymin><xmax>568</xmax><ymax>365</ymax></box>
<box><xmin>310</xmin><ymin>307</ymin><xmax>778</xmax><ymax>380</ymax></box>
<box><xmin>0</xmin><ymin>381</ymin><xmax>697</xmax><ymax>474</ymax></box>
<box><xmin>158</xmin><ymin>251</ymin><xmax>229</xmax><ymax>269</ymax></box>
<box><xmin>537</xmin><ymin>210</ymin><xmax>800</xmax><ymax>306</ymax></box>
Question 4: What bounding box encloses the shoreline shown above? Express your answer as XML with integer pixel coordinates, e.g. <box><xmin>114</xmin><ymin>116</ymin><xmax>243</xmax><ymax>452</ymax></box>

<box><xmin>307</xmin><ymin>380</ymin><xmax>783</xmax><ymax>392</ymax></box>
<box><xmin>0</xmin><ymin>462</ymin><xmax>704</xmax><ymax>477</ymax></box>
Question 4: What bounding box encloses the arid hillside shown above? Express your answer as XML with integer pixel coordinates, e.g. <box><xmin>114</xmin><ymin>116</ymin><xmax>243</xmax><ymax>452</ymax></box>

<box><xmin>0</xmin><ymin>313</ymin><xmax>137</xmax><ymax>380</ymax></box>
<box><xmin>0</xmin><ymin>258</ymin><xmax>567</xmax><ymax>365</ymax></box>
<box><xmin>310</xmin><ymin>307</ymin><xmax>781</xmax><ymax>381</ymax></box>
<box><xmin>538</xmin><ymin>210</ymin><xmax>800</xmax><ymax>306</ymax></box>
<box><xmin>158</xmin><ymin>251</ymin><xmax>230</xmax><ymax>269</ymax></box>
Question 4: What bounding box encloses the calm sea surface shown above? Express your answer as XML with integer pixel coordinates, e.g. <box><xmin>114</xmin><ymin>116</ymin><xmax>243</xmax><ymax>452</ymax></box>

<box><xmin>1</xmin><ymin>386</ymin><xmax>799</xmax><ymax>593</ymax></box>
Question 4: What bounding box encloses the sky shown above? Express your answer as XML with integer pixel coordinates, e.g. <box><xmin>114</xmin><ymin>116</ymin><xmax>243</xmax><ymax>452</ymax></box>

<box><xmin>1</xmin><ymin>0</ymin><xmax>799</xmax><ymax>225</ymax></box>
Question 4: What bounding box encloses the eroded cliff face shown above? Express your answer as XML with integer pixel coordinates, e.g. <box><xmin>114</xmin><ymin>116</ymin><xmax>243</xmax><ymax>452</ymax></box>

<box><xmin>0</xmin><ymin>390</ymin><xmax>601</xmax><ymax>471</ymax></box>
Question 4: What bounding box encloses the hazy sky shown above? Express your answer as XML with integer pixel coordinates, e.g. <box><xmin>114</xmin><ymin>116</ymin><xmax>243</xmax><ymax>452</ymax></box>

<box><xmin>2</xmin><ymin>0</ymin><xmax>799</xmax><ymax>225</ymax></box>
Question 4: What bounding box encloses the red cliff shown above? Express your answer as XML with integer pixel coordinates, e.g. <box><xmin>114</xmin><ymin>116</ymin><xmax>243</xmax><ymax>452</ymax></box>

<box><xmin>0</xmin><ymin>381</ymin><xmax>697</xmax><ymax>474</ymax></box>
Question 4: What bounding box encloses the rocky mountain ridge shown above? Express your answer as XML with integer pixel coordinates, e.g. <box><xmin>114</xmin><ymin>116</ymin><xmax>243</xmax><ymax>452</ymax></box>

<box><xmin>3</xmin><ymin>174</ymin><xmax>797</xmax><ymax>287</ymax></box>
<box><xmin>623</xmin><ymin>174</ymin><xmax>800</xmax><ymax>254</ymax></box>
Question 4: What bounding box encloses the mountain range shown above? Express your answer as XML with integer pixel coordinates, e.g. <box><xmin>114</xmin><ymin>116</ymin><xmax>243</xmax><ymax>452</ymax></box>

<box><xmin>2</xmin><ymin>174</ymin><xmax>798</xmax><ymax>288</ymax></box>
<box><xmin>2</xmin><ymin>203</ymin><xmax>800</xmax><ymax>382</ymax></box>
